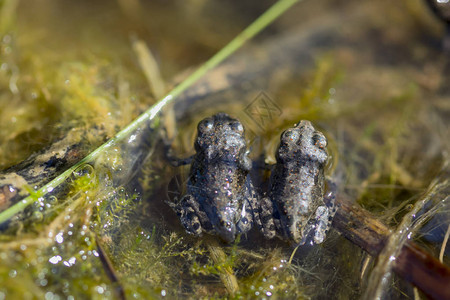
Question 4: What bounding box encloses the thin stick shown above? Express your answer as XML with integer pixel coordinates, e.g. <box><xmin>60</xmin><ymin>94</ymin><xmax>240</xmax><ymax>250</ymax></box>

<box><xmin>96</xmin><ymin>236</ymin><xmax>126</xmax><ymax>300</ymax></box>
<box><xmin>439</xmin><ymin>224</ymin><xmax>450</xmax><ymax>263</ymax></box>
<box><xmin>288</xmin><ymin>244</ymin><xmax>300</xmax><ymax>265</ymax></box>
<box><xmin>0</xmin><ymin>0</ymin><xmax>300</xmax><ymax>225</ymax></box>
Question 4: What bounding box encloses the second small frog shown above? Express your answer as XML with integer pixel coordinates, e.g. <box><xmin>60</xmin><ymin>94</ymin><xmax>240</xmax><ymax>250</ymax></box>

<box><xmin>258</xmin><ymin>120</ymin><xmax>336</xmax><ymax>245</ymax></box>
<box><xmin>168</xmin><ymin>113</ymin><xmax>258</xmax><ymax>243</ymax></box>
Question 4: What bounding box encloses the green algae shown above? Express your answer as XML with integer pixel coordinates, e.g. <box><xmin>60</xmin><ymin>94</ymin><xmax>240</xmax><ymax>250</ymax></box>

<box><xmin>0</xmin><ymin>0</ymin><xmax>448</xmax><ymax>299</ymax></box>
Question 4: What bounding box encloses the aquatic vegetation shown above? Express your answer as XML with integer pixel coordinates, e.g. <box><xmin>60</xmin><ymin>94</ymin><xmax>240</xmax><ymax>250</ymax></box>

<box><xmin>0</xmin><ymin>0</ymin><xmax>448</xmax><ymax>299</ymax></box>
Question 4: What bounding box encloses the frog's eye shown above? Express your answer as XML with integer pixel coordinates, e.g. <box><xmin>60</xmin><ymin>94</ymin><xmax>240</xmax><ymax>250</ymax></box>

<box><xmin>198</xmin><ymin>118</ymin><xmax>214</xmax><ymax>133</ymax></box>
<box><xmin>282</xmin><ymin>129</ymin><xmax>299</xmax><ymax>143</ymax></box>
<box><xmin>313</xmin><ymin>133</ymin><xmax>327</xmax><ymax>149</ymax></box>
<box><xmin>229</xmin><ymin>121</ymin><xmax>244</xmax><ymax>133</ymax></box>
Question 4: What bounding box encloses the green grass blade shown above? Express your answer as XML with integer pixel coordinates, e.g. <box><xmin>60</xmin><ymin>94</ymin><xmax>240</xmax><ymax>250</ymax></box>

<box><xmin>0</xmin><ymin>0</ymin><xmax>300</xmax><ymax>224</ymax></box>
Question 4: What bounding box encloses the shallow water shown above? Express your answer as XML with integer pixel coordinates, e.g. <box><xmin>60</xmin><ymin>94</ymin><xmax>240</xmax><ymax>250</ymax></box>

<box><xmin>0</xmin><ymin>0</ymin><xmax>449</xmax><ymax>299</ymax></box>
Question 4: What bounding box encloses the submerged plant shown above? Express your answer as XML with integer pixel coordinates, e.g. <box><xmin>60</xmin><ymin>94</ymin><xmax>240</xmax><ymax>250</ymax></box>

<box><xmin>0</xmin><ymin>0</ymin><xmax>448</xmax><ymax>299</ymax></box>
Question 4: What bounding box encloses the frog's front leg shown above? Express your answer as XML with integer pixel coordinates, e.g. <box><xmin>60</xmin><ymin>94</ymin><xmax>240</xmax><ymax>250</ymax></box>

<box><xmin>172</xmin><ymin>194</ymin><xmax>209</xmax><ymax>236</ymax></box>
<box><xmin>162</xmin><ymin>132</ymin><xmax>195</xmax><ymax>167</ymax></box>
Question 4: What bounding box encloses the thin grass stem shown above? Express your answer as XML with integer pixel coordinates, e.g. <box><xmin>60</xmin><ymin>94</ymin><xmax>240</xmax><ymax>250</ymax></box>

<box><xmin>0</xmin><ymin>0</ymin><xmax>300</xmax><ymax>225</ymax></box>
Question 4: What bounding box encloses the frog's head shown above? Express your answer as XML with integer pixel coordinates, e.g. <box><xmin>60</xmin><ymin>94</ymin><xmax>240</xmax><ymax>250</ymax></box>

<box><xmin>195</xmin><ymin>113</ymin><xmax>248</xmax><ymax>163</ymax></box>
<box><xmin>276</xmin><ymin>120</ymin><xmax>328</xmax><ymax>165</ymax></box>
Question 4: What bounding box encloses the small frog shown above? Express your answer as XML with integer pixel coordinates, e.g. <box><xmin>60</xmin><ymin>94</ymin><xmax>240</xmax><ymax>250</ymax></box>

<box><xmin>258</xmin><ymin>120</ymin><xmax>335</xmax><ymax>245</ymax></box>
<box><xmin>168</xmin><ymin>113</ymin><xmax>258</xmax><ymax>243</ymax></box>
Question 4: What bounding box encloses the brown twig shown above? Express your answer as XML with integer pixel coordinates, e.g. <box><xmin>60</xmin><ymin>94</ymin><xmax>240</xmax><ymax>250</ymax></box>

<box><xmin>395</xmin><ymin>242</ymin><xmax>450</xmax><ymax>300</ymax></box>
<box><xmin>332</xmin><ymin>194</ymin><xmax>450</xmax><ymax>300</ymax></box>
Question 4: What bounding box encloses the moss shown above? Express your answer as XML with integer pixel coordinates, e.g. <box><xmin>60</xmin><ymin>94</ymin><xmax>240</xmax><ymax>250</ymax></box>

<box><xmin>0</xmin><ymin>0</ymin><xmax>448</xmax><ymax>298</ymax></box>
<box><xmin>0</xmin><ymin>1</ymin><xmax>149</xmax><ymax>169</ymax></box>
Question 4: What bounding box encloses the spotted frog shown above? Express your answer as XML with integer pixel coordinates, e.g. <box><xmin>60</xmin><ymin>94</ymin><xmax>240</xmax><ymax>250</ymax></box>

<box><xmin>169</xmin><ymin>113</ymin><xmax>258</xmax><ymax>243</ymax></box>
<box><xmin>258</xmin><ymin>120</ymin><xmax>335</xmax><ymax>245</ymax></box>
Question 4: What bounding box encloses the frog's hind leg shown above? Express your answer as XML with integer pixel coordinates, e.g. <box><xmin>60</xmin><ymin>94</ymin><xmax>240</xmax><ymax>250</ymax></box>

<box><xmin>236</xmin><ymin>180</ymin><xmax>258</xmax><ymax>234</ymax></box>
<box><xmin>300</xmin><ymin>181</ymin><xmax>337</xmax><ymax>245</ymax></box>
<box><xmin>324</xmin><ymin>179</ymin><xmax>337</xmax><ymax>212</ymax></box>
<box><xmin>236</xmin><ymin>200</ymin><xmax>254</xmax><ymax>234</ymax></box>
<box><xmin>316</xmin><ymin>180</ymin><xmax>338</xmax><ymax>242</ymax></box>
<box><xmin>256</xmin><ymin>197</ymin><xmax>278</xmax><ymax>239</ymax></box>
<box><xmin>171</xmin><ymin>194</ymin><xmax>206</xmax><ymax>236</ymax></box>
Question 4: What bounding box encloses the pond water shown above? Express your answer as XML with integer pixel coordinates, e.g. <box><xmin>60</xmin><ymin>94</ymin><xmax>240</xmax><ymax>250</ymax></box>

<box><xmin>0</xmin><ymin>0</ymin><xmax>448</xmax><ymax>299</ymax></box>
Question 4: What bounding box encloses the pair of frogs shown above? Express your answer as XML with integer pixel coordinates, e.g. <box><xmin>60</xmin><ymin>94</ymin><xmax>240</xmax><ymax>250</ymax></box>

<box><xmin>168</xmin><ymin>113</ymin><xmax>335</xmax><ymax>245</ymax></box>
